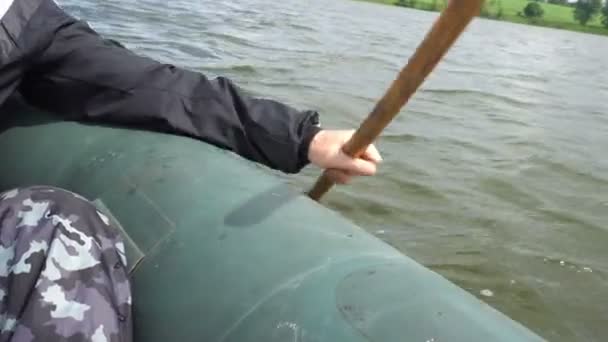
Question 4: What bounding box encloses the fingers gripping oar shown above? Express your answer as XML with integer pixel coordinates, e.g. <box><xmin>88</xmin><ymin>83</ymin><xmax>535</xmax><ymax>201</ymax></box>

<box><xmin>307</xmin><ymin>0</ymin><xmax>484</xmax><ymax>201</ymax></box>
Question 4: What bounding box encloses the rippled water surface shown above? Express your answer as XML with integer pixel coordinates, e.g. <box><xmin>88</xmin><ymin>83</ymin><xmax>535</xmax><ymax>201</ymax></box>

<box><xmin>59</xmin><ymin>0</ymin><xmax>608</xmax><ymax>340</ymax></box>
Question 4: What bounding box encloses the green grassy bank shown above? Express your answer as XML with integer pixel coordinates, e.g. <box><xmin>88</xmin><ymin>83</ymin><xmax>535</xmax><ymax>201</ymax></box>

<box><xmin>360</xmin><ymin>0</ymin><xmax>608</xmax><ymax>36</ymax></box>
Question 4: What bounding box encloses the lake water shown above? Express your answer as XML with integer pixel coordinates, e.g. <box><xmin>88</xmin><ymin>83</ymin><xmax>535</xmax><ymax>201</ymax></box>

<box><xmin>59</xmin><ymin>0</ymin><xmax>608</xmax><ymax>340</ymax></box>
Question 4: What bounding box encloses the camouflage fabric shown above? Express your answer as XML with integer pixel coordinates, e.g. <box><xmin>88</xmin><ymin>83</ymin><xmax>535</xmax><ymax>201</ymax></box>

<box><xmin>0</xmin><ymin>186</ymin><xmax>132</xmax><ymax>342</ymax></box>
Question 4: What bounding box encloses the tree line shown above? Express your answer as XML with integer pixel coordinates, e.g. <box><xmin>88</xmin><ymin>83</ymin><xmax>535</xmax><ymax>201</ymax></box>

<box><xmin>524</xmin><ymin>0</ymin><xmax>607</xmax><ymax>28</ymax></box>
<box><xmin>394</xmin><ymin>0</ymin><xmax>608</xmax><ymax>29</ymax></box>
<box><xmin>394</xmin><ymin>0</ymin><xmax>506</xmax><ymax>19</ymax></box>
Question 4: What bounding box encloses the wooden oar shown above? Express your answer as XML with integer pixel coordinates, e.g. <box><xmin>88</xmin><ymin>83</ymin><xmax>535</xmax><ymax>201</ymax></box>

<box><xmin>307</xmin><ymin>0</ymin><xmax>484</xmax><ymax>201</ymax></box>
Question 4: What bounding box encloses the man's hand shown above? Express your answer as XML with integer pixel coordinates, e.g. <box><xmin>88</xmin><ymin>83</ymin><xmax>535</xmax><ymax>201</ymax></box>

<box><xmin>308</xmin><ymin>130</ymin><xmax>382</xmax><ymax>185</ymax></box>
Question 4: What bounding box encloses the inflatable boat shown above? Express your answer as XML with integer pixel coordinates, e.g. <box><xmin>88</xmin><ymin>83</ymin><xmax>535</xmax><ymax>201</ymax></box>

<box><xmin>0</xmin><ymin>98</ymin><xmax>545</xmax><ymax>341</ymax></box>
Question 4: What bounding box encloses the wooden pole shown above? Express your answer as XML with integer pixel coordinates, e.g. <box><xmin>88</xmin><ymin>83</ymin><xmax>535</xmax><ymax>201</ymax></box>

<box><xmin>308</xmin><ymin>0</ymin><xmax>484</xmax><ymax>201</ymax></box>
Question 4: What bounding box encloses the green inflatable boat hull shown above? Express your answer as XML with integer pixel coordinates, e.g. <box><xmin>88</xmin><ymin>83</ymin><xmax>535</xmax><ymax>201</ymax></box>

<box><xmin>0</xmin><ymin>99</ymin><xmax>545</xmax><ymax>342</ymax></box>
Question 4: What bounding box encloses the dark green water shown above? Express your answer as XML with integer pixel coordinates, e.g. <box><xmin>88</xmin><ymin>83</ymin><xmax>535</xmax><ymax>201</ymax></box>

<box><xmin>61</xmin><ymin>0</ymin><xmax>607</xmax><ymax>340</ymax></box>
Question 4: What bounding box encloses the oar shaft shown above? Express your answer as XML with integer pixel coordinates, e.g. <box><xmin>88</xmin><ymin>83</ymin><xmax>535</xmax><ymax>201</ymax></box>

<box><xmin>308</xmin><ymin>0</ymin><xmax>484</xmax><ymax>201</ymax></box>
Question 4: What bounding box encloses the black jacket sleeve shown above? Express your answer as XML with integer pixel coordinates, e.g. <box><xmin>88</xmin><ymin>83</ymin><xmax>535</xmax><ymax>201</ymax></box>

<box><xmin>16</xmin><ymin>0</ymin><xmax>322</xmax><ymax>173</ymax></box>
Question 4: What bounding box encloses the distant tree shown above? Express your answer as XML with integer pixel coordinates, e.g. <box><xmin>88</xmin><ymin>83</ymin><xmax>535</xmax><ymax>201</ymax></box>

<box><xmin>602</xmin><ymin>3</ymin><xmax>608</xmax><ymax>28</ymax></box>
<box><xmin>524</xmin><ymin>2</ymin><xmax>544</xmax><ymax>18</ymax></box>
<box><xmin>431</xmin><ymin>0</ymin><xmax>439</xmax><ymax>11</ymax></box>
<box><xmin>480</xmin><ymin>2</ymin><xmax>491</xmax><ymax>17</ymax></box>
<box><xmin>395</xmin><ymin>0</ymin><xmax>417</xmax><ymax>8</ymax></box>
<box><xmin>496</xmin><ymin>0</ymin><xmax>505</xmax><ymax>19</ymax></box>
<box><xmin>573</xmin><ymin>0</ymin><xmax>602</xmax><ymax>25</ymax></box>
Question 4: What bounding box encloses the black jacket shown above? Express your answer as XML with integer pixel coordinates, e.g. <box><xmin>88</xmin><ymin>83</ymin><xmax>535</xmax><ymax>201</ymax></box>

<box><xmin>0</xmin><ymin>0</ymin><xmax>322</xmax><ymax>173</ymax></box>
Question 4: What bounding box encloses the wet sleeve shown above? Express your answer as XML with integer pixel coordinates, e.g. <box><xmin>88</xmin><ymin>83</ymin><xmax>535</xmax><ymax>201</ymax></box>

<box><xmin>17</xmin><ymin>0</ymin><xmax>322</xmax><ymax>173</ymax></box>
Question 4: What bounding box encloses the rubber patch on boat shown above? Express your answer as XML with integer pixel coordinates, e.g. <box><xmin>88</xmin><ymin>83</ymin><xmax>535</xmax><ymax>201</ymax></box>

<box><xmin>93</xmin><ymin>199</ymin><xmax>145</xmax><ymax>275</ymax></box>
<box><xmin>335</xmin><ymin>263</ymin><xmax>541</xmax><ymax>341</ymax></box>
<box><xmin>336</xmin><ymin>263</ymin><xmax>448</xmax><ymax>342</ymax></box>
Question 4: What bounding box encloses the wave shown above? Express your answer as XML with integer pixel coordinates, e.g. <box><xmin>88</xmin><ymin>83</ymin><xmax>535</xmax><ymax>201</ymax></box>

<box><xmin>420</xmin><ymin>88</ymin><xmax>540</xmax><ymax>108</ymax></box>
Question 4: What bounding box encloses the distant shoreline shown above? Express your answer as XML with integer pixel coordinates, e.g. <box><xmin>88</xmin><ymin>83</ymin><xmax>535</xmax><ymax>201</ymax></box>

<box><xmin>357</xmin><ymin>0</ymin><xmax>608</xmax><ymax>37</ymax></box>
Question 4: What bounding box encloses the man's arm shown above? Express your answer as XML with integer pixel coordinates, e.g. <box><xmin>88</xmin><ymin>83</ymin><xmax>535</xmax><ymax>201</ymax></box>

<box><xmin>16</xmin><ymin>0</ymin><xmax>381</xmax><ymax>180</ymax></box>
<box><xmin>17</xmin><ymin>0</ymin><xmax>321</xmax><ymax>173</ymax></box>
